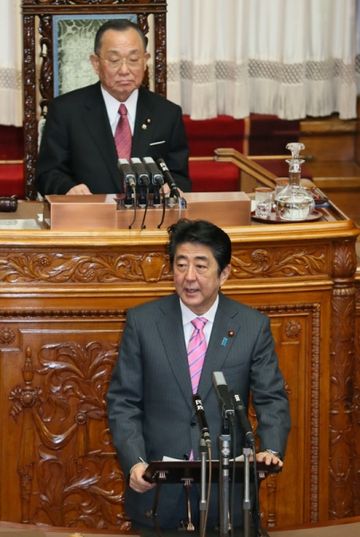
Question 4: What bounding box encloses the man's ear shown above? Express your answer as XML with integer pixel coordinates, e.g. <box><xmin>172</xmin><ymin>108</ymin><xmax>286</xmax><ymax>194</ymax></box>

<box><xmin>90</xmin><ymin>54</ymin><xmax>100</xmax><ymax>75</ymax></box>
<box><xmin>220</xmin><ymin>264</ymin><xmax>231</xmax><ymax>286</ymax></box>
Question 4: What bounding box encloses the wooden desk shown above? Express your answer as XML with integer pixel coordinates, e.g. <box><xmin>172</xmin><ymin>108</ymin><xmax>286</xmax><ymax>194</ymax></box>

<box><xmin>0</xmin><ymin>200</ymin><xmax>358</xmax><ymax>531</ymax></box>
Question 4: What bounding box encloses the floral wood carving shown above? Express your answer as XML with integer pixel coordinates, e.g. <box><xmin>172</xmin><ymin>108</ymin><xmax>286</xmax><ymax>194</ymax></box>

<box><xmin>0</xmin><ymin>246</ymin><xmax>327</xmax><ymax>284</ymax></box>
<box><xmin>353</xmin><ymin>287</ymin><xmax>360</xmax><ymax>514</ymax></box>
<box><xmin>231</xmin><ymin>247</ymin><xmax>326</xmax><ymax>278</ymax></box>
<box><xmin>329</xmin><ymin>238</ymin><xmax>357</xmax><ymax>518</ymax></box>
<box><xmin>9</xmin><ymin>343</ymin><xmax>129</xmax><ymax>529</ymax></box>
<box><xmin>332</xmin><ymin>239</ymin><xmax>357</xmax><ymax>279</ymax></box>
<box><xmin>0</xmin><ymin>251</ymin><xmax>172</xmax><ymax>284</ymax></box>
<box><xmin>329</xmin><ymin>288</ymin><xmax>355</xmax><ymax>518</ymax></box>
<box><xmin>0</xmin><ymin>326</ymin><xmax>16</xmax><ymax>345</ymax></box>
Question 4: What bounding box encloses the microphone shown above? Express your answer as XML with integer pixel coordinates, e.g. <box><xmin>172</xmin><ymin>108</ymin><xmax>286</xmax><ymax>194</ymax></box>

<box><xmin>233</xmin><ymin>393</ymin><xmax>255</xmax><ymax>446</ymax></box>
<box><xmin>130</xmin><ymin>157</ymin><xmax>150</xmax><ymax>187</ymax></box>
<box><xmin>118</xmin><ymin>158</ymin><xmax>136</xmax><ymax>189</ymax></box>
<box><xmin>142</xmin><ymin>156</ymin><xmax>164</xmax><ymax>187</ymax></box>
<box><xmin>193</xmin><ymin>394</ymin><xmax>212</xmax><ymax>448</ymax></box>
<box><xmin>212</xmin><ymin>371</ymin><xmax>235</xmax><ymax>416</ymax></box>
<box><xmin>131</xmin><ymin>157</ymin><xmax>150</xmax><ymax>208</ymax></box>
<box><xmin>156</xmin><ymin>158</ymin><xmax>180</xmax><ymax>199</ymax></box>
<box><xmin>118</xmin><ymin>159</ymin><xmax>136</xmax><ymax>208</ymax></box>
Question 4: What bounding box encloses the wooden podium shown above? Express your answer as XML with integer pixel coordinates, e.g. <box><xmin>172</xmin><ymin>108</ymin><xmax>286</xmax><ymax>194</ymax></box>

<box><xmin>0</xmin><ymin>195</ymin><xmax>357</xmax><ymax>531</ymax></box>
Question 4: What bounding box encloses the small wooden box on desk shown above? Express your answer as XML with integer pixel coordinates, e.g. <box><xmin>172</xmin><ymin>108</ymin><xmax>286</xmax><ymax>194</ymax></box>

<box><xmin>43</xmin><ymin>192</ymin><xmax>251</xmax><ymax>230</ymax></box>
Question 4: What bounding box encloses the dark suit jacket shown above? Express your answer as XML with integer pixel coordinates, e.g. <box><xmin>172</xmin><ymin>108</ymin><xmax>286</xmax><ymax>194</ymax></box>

<box><xmin>36</xmin><ymin>83</ymin><xmax>190</xmax><ymax>195</ymax></box>
<box><xmin>107</xmin><ymin>293</ymin><xmax>290</xmax><ymax>529</ymax></box>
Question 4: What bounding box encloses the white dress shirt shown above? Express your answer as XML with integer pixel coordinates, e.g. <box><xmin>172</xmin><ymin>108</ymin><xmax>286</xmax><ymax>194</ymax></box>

<box><xmin>101</xmin><ymin>86</ymin><xmax>138</xmax><ymax>135</ymax></box>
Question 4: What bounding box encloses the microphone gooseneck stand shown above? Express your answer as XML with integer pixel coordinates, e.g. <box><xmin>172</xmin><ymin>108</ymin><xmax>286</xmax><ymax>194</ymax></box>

<box><xmin>218</xmin><ymin>411</ymin><xmax>234</xmax><ymax>537</ymax></box>
<box><xmin>199</xmin><ymin>437</ymin><xmax>212</xmax><ymax>537</ymax></box>
<box><xmin>242</xmin><ymin>445</ymin><xmax>253</xmax><ymax>537</ymax></box>
<box><xmin>251</xmin><ymin>454</ymin><xmax>262</xmax><ymax>537</ymax></box>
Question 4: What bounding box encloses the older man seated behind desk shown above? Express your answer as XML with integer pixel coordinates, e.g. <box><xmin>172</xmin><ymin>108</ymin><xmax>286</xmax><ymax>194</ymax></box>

<box><xmin>36</xmin><ymin>19</ymin><xmax>190</xmax><ymax>196</ymax></box>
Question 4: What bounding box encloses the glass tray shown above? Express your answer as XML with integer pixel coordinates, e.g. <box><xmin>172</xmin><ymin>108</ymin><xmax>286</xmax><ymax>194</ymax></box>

<box><xmin>251</xmin><ymin>209</ymin><xmax>323</xmax><ymax>224</ymax></box>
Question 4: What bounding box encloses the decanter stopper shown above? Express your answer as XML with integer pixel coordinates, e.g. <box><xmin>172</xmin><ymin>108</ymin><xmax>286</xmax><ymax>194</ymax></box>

<box><xmin>286</xmin><ymin>142</ymin><xmax>305</xmax><ymax>159</ymax></box>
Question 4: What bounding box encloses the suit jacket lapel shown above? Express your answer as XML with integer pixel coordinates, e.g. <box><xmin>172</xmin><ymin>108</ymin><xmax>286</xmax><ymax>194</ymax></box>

<box><xmin>199</xmin><ymin>294</ymin><xmax>240</xmax><ymax>400</ymax></box>
<box><xmin>82</xmin><ymin>83</ymin><xmax>121</xmax><ymax>192</ymax></box>
<box><xmin>132</xmin><ymin>87</ymin><xmax>155</xmax><ymax>156</ymax></box>
<box><xmin>156</xmin><ymin>295</ymin><xmax>194</xmax><ymax>410</ymax></box>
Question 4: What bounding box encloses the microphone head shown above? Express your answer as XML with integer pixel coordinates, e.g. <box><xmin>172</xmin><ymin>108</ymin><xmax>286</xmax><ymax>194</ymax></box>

<box><xmin>118</xmin><ymin>159</ymin><xmax>136</xmax><ymax>188</ymax></box>
<box><xmin>142</xmin><ymin>156</ymin><xmax>164</xmax><ymax>186</ymax></box>
<box><xmin>212</xmin><ymin>371</ymin><xmax>234</xmax><ymax>416</ymax></box>
<box><xmin>131</xmin><ymin>157</ymin><xmax>150</xmax><ymax>186</ymax></box>
<box><xmin>212</xmin><ymin>371</ymin><xmax>227</xmax><ymax>387</ymax></box>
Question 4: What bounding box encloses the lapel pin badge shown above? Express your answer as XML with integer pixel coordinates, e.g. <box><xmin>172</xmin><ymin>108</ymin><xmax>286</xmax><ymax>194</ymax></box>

<box><xmin>221</xmin><ymin>337</ymin><xmax>228</xmax><ymax>347</ymax></box>
<box><xmin>141</xmin><ymin>118</ymin><xmax>151</xmax><ymax>130</ymax></box>
<box><xmin>228</xmin><ymin>330</ymin><xmax>235</xmax><ymax>337</ymax></box>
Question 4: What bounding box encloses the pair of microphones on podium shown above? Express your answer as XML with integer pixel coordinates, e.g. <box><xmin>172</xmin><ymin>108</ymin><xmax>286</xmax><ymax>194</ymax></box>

<box><xmin>193</xmin><ymin>371</ymin><xmax>255</xmax><ymax>449</ymax></box>
<box><xmin>118</xmin><ymin>156</ymin><xmax>180</xmax><ymax>207</ymax></box>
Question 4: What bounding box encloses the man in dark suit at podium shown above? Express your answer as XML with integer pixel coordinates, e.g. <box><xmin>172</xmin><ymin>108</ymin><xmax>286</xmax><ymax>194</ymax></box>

<box><xmin>107</xmin><ymin>219</ymin><xmax>291</xmax><ymax>532</ymax></box>
<box><xmin>36</xmin><ymin>19</ymin><xmax>190</xmax><ymax>196</ymax></box>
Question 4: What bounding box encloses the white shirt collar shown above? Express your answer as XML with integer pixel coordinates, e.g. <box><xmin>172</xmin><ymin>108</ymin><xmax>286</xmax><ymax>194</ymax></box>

<box><xmin>180</xmin><ymin>295</ymin><xmax>219</xmax><ymax>327</ymax></box>
<box><xmin>100</xmin><ymin>86</ymin><xmax>139</xmax><ymax>134</ymax></box>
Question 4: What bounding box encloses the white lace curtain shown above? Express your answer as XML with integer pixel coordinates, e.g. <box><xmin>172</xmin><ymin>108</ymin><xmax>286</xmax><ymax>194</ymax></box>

<box><xmin>0</xmin><ymin>0</ymin><xmax>359</xmax><ymax>126</ymax></box>
<box><xmin>167</xmin><ymin>0</ymin><xmax>358</xmax><ymax>119</ymax></box>
<box><xmin>0</xmin><ymin>0</ymin><xmax>22</xmax><ymax>126</ymax></box>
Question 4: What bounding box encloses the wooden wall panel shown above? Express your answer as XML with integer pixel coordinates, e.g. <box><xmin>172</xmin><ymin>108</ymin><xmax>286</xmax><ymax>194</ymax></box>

<box><xmin>0</xmin><ymin>317</ymin><xmax>128</xmax><ymax>529</ymax></box>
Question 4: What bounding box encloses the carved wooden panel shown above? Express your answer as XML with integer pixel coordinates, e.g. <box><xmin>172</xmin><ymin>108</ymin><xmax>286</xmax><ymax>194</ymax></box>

<box><xmin>1</xmin><ymin>314</ymin><xmax>128</xmax><ymax>530</ymax></box>
<box><xmin>253</xmin><ymin>302</ymin><xmax>325</xmax><ymax>528</ymax></box>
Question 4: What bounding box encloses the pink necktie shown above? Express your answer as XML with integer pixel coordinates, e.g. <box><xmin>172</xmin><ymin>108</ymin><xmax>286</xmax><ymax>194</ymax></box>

<box><xmin>114</xmin><ymin>103</ymin><xmax>132</xmax><ymax>159</ymax></box>
<box><xmin>188</xmin><ymin>317</ymin><xmax>208</xmax><ymax>394</ymax></box>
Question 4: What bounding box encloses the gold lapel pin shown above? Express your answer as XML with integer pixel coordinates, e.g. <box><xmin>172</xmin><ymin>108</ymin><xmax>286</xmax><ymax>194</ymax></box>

<box><xmin>142</xmin><ymin>118</ymin><xmax>151</xmax><ymax>130</ymax></box>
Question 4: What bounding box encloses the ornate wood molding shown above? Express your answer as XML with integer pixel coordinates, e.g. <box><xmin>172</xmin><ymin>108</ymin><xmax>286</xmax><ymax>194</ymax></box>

<box><xmin>231</xmin><ymin>246</ymin><xmax>327</xmax><ymax>278</ymax></box>
<box><xmin>0</xmin><ymin>245</ymin><xmax>330</xmax><ymax>285</ymax></box>
<box><xmin>329</xmin><ymin>239</ymin><xmax>357</xmax><ymax>518</ymax></box>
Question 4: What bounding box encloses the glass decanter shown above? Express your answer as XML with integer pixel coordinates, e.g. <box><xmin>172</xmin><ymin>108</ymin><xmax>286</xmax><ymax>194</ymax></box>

<box><xmin>274</xmin><ymin>142</ymin><xmax>315</xmax><ymax>221</ymax></box>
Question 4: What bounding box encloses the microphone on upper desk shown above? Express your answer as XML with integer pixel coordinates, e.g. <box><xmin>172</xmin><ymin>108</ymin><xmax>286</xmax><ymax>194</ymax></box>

<box><xmin>156</xmin><ymin>158</ymin><xmax>180</xmax><ymax>201</ymax></box>
<box><xmin>142</xmin><ymin>156</ymin><xmax>164</xmax><ymax>187</ymax></box>
<box><xmin>118</xmin><ymin>159</ymin><xmax>136</xmax><ymax>207</ymax></box>
<box><xmin>233</xmin><ymin>393</ymin><xmax>255</xmax><ymax>446</ymax></box>
<box><xmin>131</xmin><ymin>157</ymin><xmax>150</xmax><ymax>208</ymax></box>
<box><xmin>212</xmin><ymin>371</ymin><xmax>235</xmax><ymax>417</ymax></box>
<box><xmin>193</xmin><ymin>394</ymin><xmax>212</xmax><ymax>448</ymax></box>
<box><xmin>142</xmin><ymin>156</ymin><xmax>164</xmax><ymax>206</ymax></box>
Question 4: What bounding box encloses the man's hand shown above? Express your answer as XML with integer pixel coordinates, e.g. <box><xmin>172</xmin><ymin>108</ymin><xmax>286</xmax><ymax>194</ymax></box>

<box><xmin>129</xmin><ymin>462</ymin><xmax>156</xmax><ymax>493</ymax></box>
<box><xmin>66</xmin><ymin>183</ymin><xmax>92</xmax><ymax>195</ymax></box>
<box><xmin>256</xmin><ymin>450</ymin><xmax>283</xmax><ymax>468</ymax></box>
